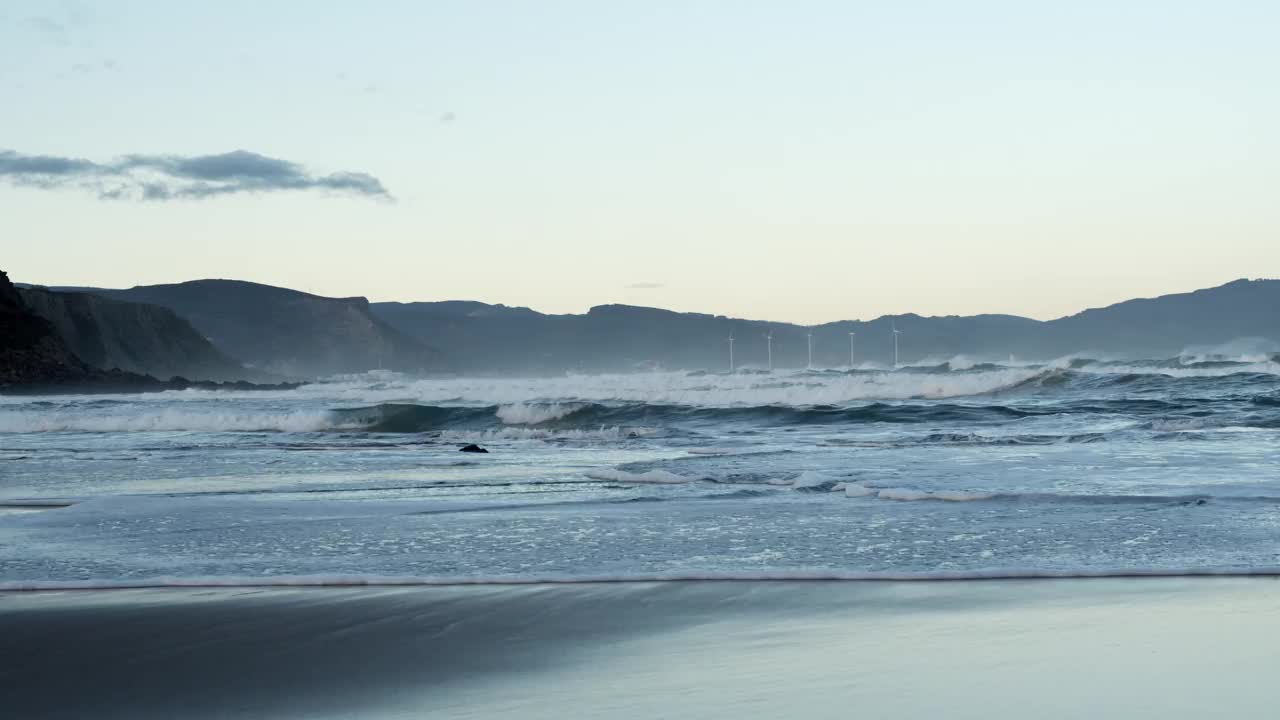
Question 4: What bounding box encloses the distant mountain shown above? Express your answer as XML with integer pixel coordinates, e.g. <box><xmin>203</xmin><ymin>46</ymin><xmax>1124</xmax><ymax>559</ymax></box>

<box><xmin>18</xmin><ymin>286</ymin><xmax>249</xmax><ymax>381</ymax></box>
<box><xmin>368</xmin><ymin>300</ymin><xmax>1044</xmax><ymax>372</ymax></box>
<box><xmin>23</xmin><ymin>275</ymin><xmax>1277</xmax><ymax>377</ymax></box>
<box><xmin>370</xmin><ymin>279</ymin><xmax>1280</xmax><ymax>372</ymax></box>
<box><xmin>65</xmin><ymin>280</ymin><xmax>446</xmax><ymax>379</ymax></box>
<box><xmin>1040</xmin><ymin>279</ymin><xmax>1280</xmax><ymax>357</ymax></box>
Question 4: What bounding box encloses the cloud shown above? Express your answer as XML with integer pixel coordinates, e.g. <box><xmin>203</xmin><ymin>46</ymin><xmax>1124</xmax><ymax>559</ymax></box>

<box><xmin>625</xmin><ymin>282</ymin><xmax>666</xmax><ymax>289</ymax></box>
<box><xmin>0</xmin><ymin>149</ymin><xmax>391</xmax><ymax>201</ymax></box>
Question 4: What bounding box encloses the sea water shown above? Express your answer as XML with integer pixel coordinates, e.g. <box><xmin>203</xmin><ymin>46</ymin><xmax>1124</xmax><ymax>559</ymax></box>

<box><xmin>3</xmin><ymin>356</ymin><xmax>1280</xmax><ymax>588</ymax></box>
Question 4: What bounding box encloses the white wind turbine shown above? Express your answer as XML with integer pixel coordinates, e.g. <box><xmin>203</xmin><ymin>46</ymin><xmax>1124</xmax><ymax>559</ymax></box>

<box><xmin>728</xmin><ymin>333</ymin><xmax>735</xmax><ymax>373</ymax></box>
<box><xmin>764</xmin><ymin>330</ymin><xmax>774</xmax><ymax>371</ymax></box>
<box><xmin>848</xmin><ymin>331</ymin><xmax>856</xmax><ymax>369</ymax></box>
<box><xmin>892</xmin><ymin>322</ymin><xmax>902</xmax><ymax>369</ymax></box>
<box><xmin>807</xmin><ymin>332</ymin><xmax>814</xmax><ymax>370</ymax></box>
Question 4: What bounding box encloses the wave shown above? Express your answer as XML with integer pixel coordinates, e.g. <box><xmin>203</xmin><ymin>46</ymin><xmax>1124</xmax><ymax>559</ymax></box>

<box><xmin>585</xmin><ymin>469</ymin><xmax>693</xmax><ymax>484</ymax></box>
<box><xmin>286</xmin><ymin>366</ymin><xmax>1055</xmax><ymax>406</ymax></box>
<box><xmin>7</xmin><ymin>397</ymin><xmax>1274</xmax><ymax>436</ymax></box>
<box><xmin>0</xmin><ymin>408</ymin><xmax>339</xmax><ymax>433</ymax></box>
<box><xmin>344</xmin><ymin>399</ymin><xmax>1277</xmax><ymax>435</ymax></box>
<box><xmin>334</xmin><ymin>400</ymin><xmax>1047</xmax><ymax>433</ymax></box>
<box><xmin>8</xmin><ymin>566</ymin><xmax>1280</xmax><ymax>591</ymax></box>
<box><xmin>0</xmin><ymin>399</ymin><xmax>1039</xmax><ymax>434</ymax></box>
<box><xmin>495</xmin><ymin>402</ymin><xmax>584</xmax><ymax>425</ymax></box>
<box><xmin>6</xmin><ymin>360</ymin><xmax>1279</xmax><ymax>435</ymax></box>
<box><xmin>831</xmin><ymin>486</ymin><xmax>1280</xmax><ymax>505</ymax></box>
<box><xmin>820</xmin><ymin>432</ymin><xmax>1110</xmax><ymax>447</ymax></box>
<box><xmin>439</xmin><ymin>427</ymin><xmax>652</xmax><ymax>442</ymax></box>
<box><xmin>569</xmin><ymin>465</ymin><xmax>1245</xmax><ymax>506</ymax></box>
<box><xmin>857</xmin><ymin>486</ymin><xmax>995</xmax><ymax>502</ymax></box>
<box><xmin>587</xmin><ymin>468</ymin><xmax>1280</xmax><ymax>507</ymax></box>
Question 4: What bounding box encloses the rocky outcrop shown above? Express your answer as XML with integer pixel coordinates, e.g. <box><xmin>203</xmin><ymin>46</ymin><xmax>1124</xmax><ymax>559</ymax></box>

<box><xmin>0</xmin><ymin>271</ymin><xmax>92</xmax><ymax>385</ymax></box>
<box><xmin>18</xmin><ymin>287</ymin><xmax>250</xmax><ymax>381</ymax></box>
<box><xmin>1</xmin><ymin>271</ymin><xmax>301</xmax><ymax>395</ymax></box>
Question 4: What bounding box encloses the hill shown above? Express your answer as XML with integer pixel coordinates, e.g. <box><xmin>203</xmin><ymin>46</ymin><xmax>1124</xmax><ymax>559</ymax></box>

<box><xmin>368</xmin><ymin>279</ymin><xmax>1280</xmax><ymax>371</ymax></box>
<box><xmin>18</xmin><ymin>286</ymin><xmax>249</xmax><ymax>381</ymax></box>
<box><xmin>76</xmin><ymin>280</ymin><xmax>445</xmax><ymax>378</ymax></box>
<box><xmin>26</xmin><ymin>276</ymin><xmax>1280</xmax><ymax>374</ymax></box>
<box><xmin>1041</xmin><ymin>279</ymin><xmax>1280</xmax><ymax>357</ymax></box>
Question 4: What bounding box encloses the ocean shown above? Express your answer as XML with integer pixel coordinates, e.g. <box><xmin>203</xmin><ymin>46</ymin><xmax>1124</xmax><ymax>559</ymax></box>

<box><xmin>4</xmin><ymin>355</ymin><xmax>1280</xmax><ymax>588</ymax></box>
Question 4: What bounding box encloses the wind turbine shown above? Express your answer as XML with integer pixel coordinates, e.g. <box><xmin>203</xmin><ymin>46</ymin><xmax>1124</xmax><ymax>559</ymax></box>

<box><xmin>848</xmin><ymin>331</ymin><xmax>856</xmax><ymax>369</ymax></box>
<box><xmin>892</xmin><ymin>322</ymin><xmax>902</xmax><ymax>369</ymax></box>
<box><xmin>728</xmin><ymin>333</ymin><xmax>735</xmax><ymax>373</ymax></box>
<box><xmin>807</xmin><ymin>332</ymin><xmax>814</xmax><ymax>370</ymax></box>
<box><xmin>764</xmin><ymin>331</ymin><xmax>774</xmax><ymax>371</ymax></box>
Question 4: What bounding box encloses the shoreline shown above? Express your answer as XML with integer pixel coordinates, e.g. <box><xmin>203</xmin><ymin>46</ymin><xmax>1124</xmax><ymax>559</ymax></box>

<box><xmin>4</xmin><ymin>578</ymin><xmax>1279</xmax><ymax>718</ymax></box>
<box><xmin>8</xmin><ymin>565</ymin><xmax>1280</xmax><ymax>591</ymax></box>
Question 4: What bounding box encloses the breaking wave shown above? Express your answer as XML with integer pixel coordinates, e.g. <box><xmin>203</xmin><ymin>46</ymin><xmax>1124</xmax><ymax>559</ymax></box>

<box><xmin>585</xmin><ymin>469</ymin><xmax>692</xmax><ymax>484</ymax></box>
<box><xmin>495</xmin><ymin>402</ymin><xmax>584</xmax><ymax>425</ymax></box>
<box><xmin>6</xmin><ymin>392</ymin><xmax>1279</xmax><ymax>435</ymax></box>
<box><xmin>0</xmin><ymin>408</ymin><xmax>338</xmax><ymax>433</ymax></box>
<box><xmin>5</xmin><ymin>360</ymin><xmax>1279</xmax><ymax>435</ymax></box>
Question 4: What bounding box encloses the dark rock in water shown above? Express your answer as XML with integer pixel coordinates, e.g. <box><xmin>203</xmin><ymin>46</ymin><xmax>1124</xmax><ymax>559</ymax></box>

<box><xmin>459</xmin><ymin>444</ymin><xmax>489</xmax><ymax>454</ymax></box>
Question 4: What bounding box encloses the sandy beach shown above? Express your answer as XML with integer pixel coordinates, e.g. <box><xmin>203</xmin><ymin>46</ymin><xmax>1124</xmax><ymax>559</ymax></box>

<box><xmin>4</xmin><ymin>578</ymin><xmax>1279</xmax><ymax>719</ymax></box>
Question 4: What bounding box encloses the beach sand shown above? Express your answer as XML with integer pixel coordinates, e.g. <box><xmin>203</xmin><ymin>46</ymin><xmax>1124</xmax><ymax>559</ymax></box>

<box><xmin>3</xmin><ymin>578</ymin><xmax>1278</xmax><ymax>719</ymax></box>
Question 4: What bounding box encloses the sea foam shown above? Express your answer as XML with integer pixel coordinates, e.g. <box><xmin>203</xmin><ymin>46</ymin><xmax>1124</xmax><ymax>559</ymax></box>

<box><xmin>7</xmin><ymin>566</ymin><xmax>1280</xmax><ymax>592</ymax></box>
<box><xmin>585</xmin><ymin>469</ymin><xmax>693</xmax><ymax>484</ymax></box>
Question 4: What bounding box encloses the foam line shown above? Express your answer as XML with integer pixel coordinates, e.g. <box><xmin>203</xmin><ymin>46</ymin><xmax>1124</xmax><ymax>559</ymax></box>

<box><xmin>7</xmin><ymin>567</ymin><xmax>1280</xmax><ymax>592</ymax></box>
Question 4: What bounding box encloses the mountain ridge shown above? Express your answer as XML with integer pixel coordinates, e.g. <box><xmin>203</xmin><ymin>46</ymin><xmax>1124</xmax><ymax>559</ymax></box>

<box><xmin>22</xmin><ymin>276</ymin><xmax>1280</xmax><ymax>374</ymax></box>
<box><xmin>366</xmin><ymin>278</ymin><xmax>1280</xmax><ymax>371</ymax></box>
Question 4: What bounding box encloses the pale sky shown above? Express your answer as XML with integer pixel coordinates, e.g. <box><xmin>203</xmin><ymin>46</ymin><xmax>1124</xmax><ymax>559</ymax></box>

<box><xmin>3</xmin><ymin>1</ymin><xmax>1278</xmax><ymax>323</ymax></box>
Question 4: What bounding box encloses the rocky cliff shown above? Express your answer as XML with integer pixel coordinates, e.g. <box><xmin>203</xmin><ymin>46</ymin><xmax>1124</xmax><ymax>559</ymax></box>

<box><xmin>0</xmin><ymin>270</ymin><xmax>92</xmax><ymax>385</ymax></box>
<box><xmin>79</xmin><ymin>280</ymin><xmax>446</xmax><ymax>379</ymax></box>
<box><xmin>18</xmin><ymin>287</ymin><xmax>250</xmax><ymax>381</ymax></box>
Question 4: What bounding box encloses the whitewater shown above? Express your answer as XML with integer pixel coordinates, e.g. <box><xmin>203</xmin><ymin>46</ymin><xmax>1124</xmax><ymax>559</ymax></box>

<box><xmin>2</xmin><ymin>357</ymin><xmax>1280</xmax><ymax>589</ymax></box>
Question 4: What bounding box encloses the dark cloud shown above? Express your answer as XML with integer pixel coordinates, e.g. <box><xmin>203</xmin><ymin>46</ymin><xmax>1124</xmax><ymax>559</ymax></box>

<box><xmin>0</xmin><ymin>149</ymin><xmax>390</xmax><ymax>201</ymax></box>
<box><xmin>625</xmin><ymin>282</ymin><xmax>666</xmax><ymax>289</ymax></box>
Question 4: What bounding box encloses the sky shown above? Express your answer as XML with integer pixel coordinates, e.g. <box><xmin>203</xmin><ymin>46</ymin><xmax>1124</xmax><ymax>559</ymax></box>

<box><xmin>2</xmin><ymin>1</ymin><xmax>1278</xmax><ymax>324</ymax></box>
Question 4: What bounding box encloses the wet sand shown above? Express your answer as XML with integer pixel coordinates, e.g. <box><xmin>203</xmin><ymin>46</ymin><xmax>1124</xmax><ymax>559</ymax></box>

<box><xmin>3</xmin><ymin>579</ymin><xmax>1279</xmax><ymax>719</ymax></box>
